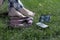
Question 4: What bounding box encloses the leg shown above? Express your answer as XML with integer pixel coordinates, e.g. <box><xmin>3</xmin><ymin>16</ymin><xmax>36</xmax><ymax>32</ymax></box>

<box><xmin>18</xmin><ymin>7</ymin><xmax>35</xmax><ymax>17</ymax></box>
<box><xmin>8</xmin><ymin>8</ymin><xmax>33</xmax><ymax>27</ymax></box>
<box><xmin>18</xmin><ymin>0</ymin><xmax>35</xmax><ymax>17</ymax></box>
<box><xmin>8</xmin><ymin>8</ymin><xmax>26</xmax><ymax>18</ymax></box>
<box><xmin>9</xmin><ymin>17</ymin><xmax>33</xmax><ymax>28</ymax></box>
<box><xmin>8</xmin><ymin>8</ymin><xmax>27</xmax><ymax>27</ymax></box>
<box><xmin>17</xmin><ymin>7</ymin><xmax>35</xmax><ymax>26</ymax></box>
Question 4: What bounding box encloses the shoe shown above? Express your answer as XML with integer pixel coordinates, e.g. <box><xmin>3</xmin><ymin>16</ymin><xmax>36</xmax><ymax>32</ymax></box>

<box><xmin>39</xmin><ymin>15</ymin><xmax>50</xmax><ymax>22</ymax></box>
<box><xmin>45</xmin><ymin>15</ymin><xmax>50</xmax><ymax>22</ymax></box>
<box><xmin>39</xmin><ymin>15</ymin><xmax>45</xmax><ymax>22</ymax></box>
<box><xmin>36</xmin><ymin>22</ymin><xmax>48</xmax><ymax>28</ymax></box>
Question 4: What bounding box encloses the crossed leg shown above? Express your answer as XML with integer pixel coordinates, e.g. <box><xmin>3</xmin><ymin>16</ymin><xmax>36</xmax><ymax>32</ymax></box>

<box><xmin>18</xmin><ymin>7</ymin><xmax>35</xmax><ymax>17</ymax></box>
<box><xmin>8</xmin><ymin>8</ymin><xmax>35</xmax><ymax>27</ymax></box>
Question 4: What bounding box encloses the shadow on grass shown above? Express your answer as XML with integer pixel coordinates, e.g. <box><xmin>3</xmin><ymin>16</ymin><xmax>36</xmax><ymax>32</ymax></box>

<box><xmin>0</xmin><ymin>12</ymin><xmax>8</xmax><ymax>18</ymax></box>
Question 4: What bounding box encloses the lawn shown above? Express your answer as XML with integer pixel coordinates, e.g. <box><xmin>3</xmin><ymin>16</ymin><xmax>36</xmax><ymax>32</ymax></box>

<box><xmin>0</xmin><ymin>0</ymin><xmax>60</xmax><ymax>40</ymax></box>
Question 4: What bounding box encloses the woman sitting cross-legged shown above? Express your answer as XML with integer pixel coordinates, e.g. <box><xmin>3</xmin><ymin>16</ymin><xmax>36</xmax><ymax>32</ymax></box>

<box><xmin>8</xmin><ymin>0</ymin><xmax>35</xmax><ymax>28</ymax></box>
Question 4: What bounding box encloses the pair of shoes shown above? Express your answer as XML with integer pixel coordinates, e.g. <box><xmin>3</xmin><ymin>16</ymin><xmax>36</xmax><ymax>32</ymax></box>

<box><xmin>36</xmin><ymin>15</ymin><xmax>50</xmax><ymax>28</ymax></box>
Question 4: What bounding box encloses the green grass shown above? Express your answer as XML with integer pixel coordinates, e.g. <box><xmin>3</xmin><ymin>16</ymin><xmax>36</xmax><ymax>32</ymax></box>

<box><xmin>0</xmin><ymin>0</ymin><xmax>60</xmax><ymax>40</ymax></box>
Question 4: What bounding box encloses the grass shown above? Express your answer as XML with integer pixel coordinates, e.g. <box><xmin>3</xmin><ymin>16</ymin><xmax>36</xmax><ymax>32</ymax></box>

<box><xmin>0</xmin><ymin>0</ymin><xmax>60</xmax><ymax>40</ymax></box>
